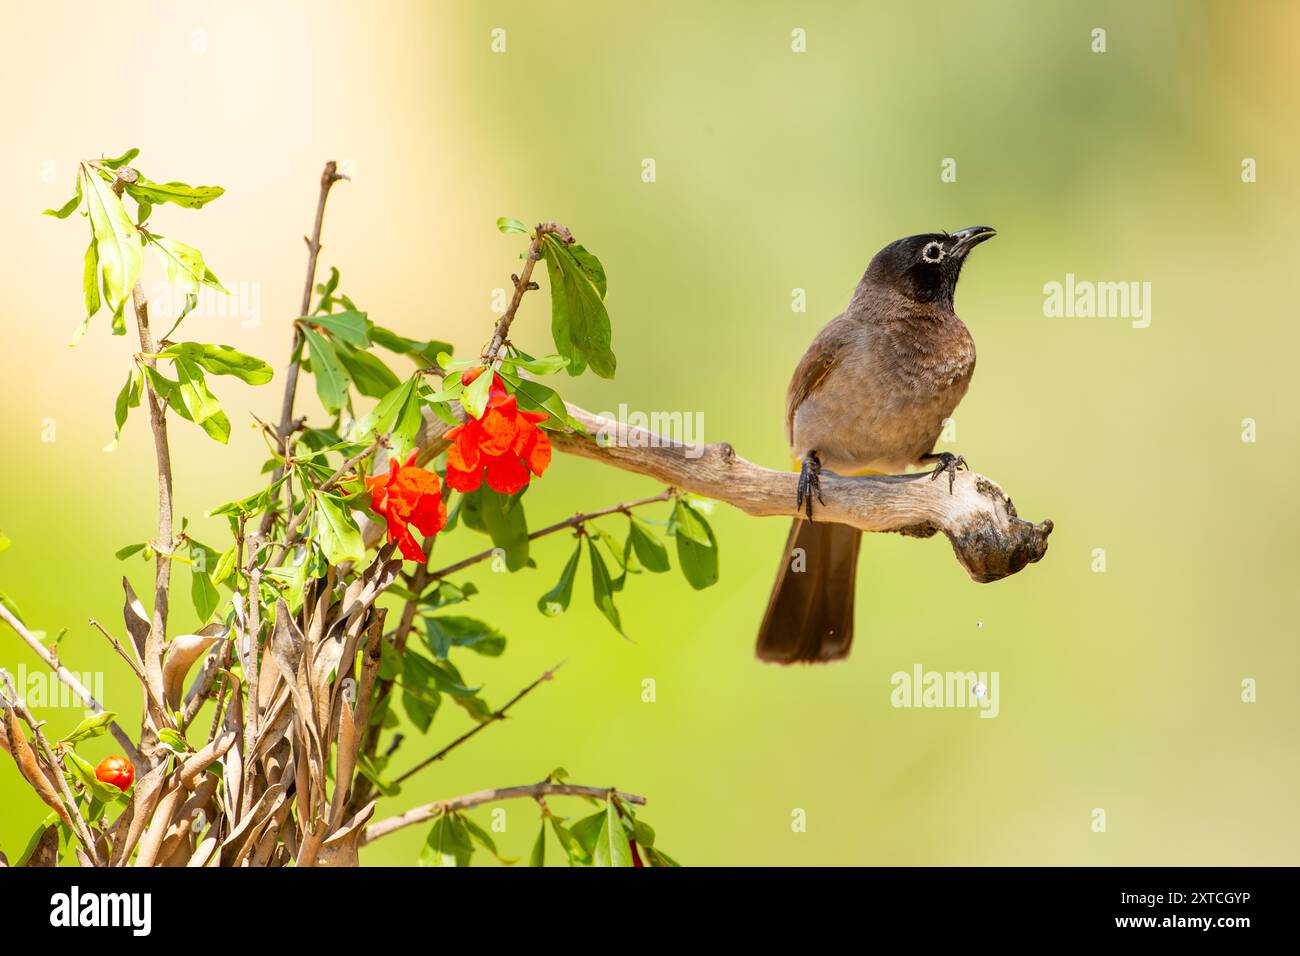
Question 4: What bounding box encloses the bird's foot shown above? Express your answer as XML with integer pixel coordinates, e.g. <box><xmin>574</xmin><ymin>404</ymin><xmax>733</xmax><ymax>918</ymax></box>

<box><xmin>925</xmin><ymin>452</ymin><xmax>967</xmax><ymax>494</ymax></box>
<box><xmin>796</xmin><ymin>452</ymin><xmax>826</xmax><ymax>520</ymax></box>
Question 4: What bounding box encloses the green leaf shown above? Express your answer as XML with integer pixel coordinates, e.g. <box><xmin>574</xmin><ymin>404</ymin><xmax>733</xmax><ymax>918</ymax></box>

<box><xmin>105</xmin><ymin>366</ymin><xmax>143</xmax><ymax>452</ymax></box>
<box><xmin>464</xmin><ymin>487</ymin><xmax>530</xmax><ymax>571</ymax></box>
<box><xmin>188</xmin><ymin>540</ymin><xmax>221</xmax><ymax>622</ymax></box>
<box><xmin>312</xmin><ymin>491</ymin><xmax>364</xmax><ymax>565</ymax></box>
<box><xmin>593</xmin><ymin>798</ymin><xmax>634</xmax><ymax>867</ymax></box>
<box><xmin>495</xmin><ymin>366</ymin><xmax>582</xmax><ymax>431</ymax></box>
<box><xmin>147</xmin><ymin>234</ymin><xmax>228</xmax><ymax>311</ymax></box>
<box><xmin>307</xmin><ymin>310</ymin><xmax>371</xmax><ymax>347</ymax></box>
<box><xmin>549</xmin><ymin>817</ymin><xmax>590</xmax><ymax>866</ymax></box>
<box><xmin>208</xmin><ymin>476</ymin><xmax>286</xmax><ymax>517</ymax></box>
<box><xmin>59</xmin><ymin>710</ymin><xmax>119</xmax><ymax>746</ymax></box>
<box><xmin>44</xmin><ymin>175</ymin><xmax>83</xmax><ymax>218</ymax></box>
<box><xmin>462</xmin><ymin>814</ymin><xmax>518</xmax><ymax>865</ymax></box>
<box><xmin>0</xmin><ymin>531</ymin><xmax>10</xmax><ymax>554</ymax></box>
<box><xmin>671</xmin><ymin>500</ymin><xmax>719</xmax><ymax>589</ymax></box>
<box><xmin>158</xmin><ymin>728</ymin><xmax>189</xmax><ymax>753</ymax></box>
<box><xmin>497</xmin><ymin>216</ymin><xmax>530</xmax><ymax>235</ymax></box>
<box><xmin>355</xmin><ymin>375</ymin><xmax>422</xmax><ymax>456</ymax></box>
<box><xmin>101</xmin><ymin>147</ymin><xmax>140</xmax><ymax>170</ymax></box>
<box><xmin>541</xmin><ymin>234</ymin><xmax>616</xmax><ymax>379</ymax></box>
<box><xmin>81</xmin><ymin>238</ymin><xmax>101</xmax><ymax>327</ymax></box>
<box><xmin>627</xmin><ymin>515</ymin><xmax>670</xmax><ymax>572</ymax></box>
<box><xmin>302</xmin><ymin>327</ymin><xmax>351</xmax><ymax>413</ymax></box>
<box><xmin>420</xmin><ymin>812</ymin><xmax>474</xmax><ymax>867</ymax></box>
<box><xmin>334</xmin><ymin>341</ymin><xmax>400</xmax><ymax>398</ymax></box>
<box><xmin>537</xmin><ymin>540</ymin><xmax>582</xmax><ymax>616</ymax></box>
<box><xmin>421</xmin><ymin>616</ymin><xmax>506</xmax><ymax>659</ymax></box>
<box><xmin>125</xmin><ymin>176</ymin><xmax>224</xmax><ymax>209</ymax></box>
<box><xmin>146</xmin><ymin>364</ymin><xmax>231</xmax><ymax>443</ymax></box>
<box><xmin>158</xmin><ymin>342</ymin><xmax>271</xmax><ymax>384</ymax></box>
<box><xmin>461</xmin><ymin>366</ymin><xmax>494</xmax><ymax>420</ymax></box>
<box><xmin>587</xmin><ymin>538</ymin><xmax>625</xmax><ymax>636</ymax></box>
<box><xmin>81</xmin><ymin>164</ymin><xmax>143</xmax><ymax>321</ymax></box>
<box><xmin>63</xmin><ymin>750</ymin><xmax>123</xmax><ymax>803</ymax></box>
<box><xmin>503</xmin><ymin>350</ymin><xmax>569</xmax><ymax>376</ymax></box>
<box><xmin>529</xmin><ymin>821</ymin><xmax>547</xmax><ymax>867</ymax></box>
<box><xmin>370</xmin><ymin>326</ymin><xmax>452</xmax><ymax>368</ymax></box>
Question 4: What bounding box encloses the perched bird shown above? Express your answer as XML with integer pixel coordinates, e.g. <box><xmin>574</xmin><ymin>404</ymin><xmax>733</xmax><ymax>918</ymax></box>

<box><xmin>756</xmin><ymin>226</ymin><xmax>996</xmax><ymax>664</ymax></box>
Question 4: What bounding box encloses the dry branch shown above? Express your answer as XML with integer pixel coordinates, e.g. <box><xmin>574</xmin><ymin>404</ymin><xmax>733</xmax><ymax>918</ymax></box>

<box><xmin>380</xmin><ymin>402</ymin><xmax>1052</xmax><ymax>583</ymax></box>
<box><xmin>362</xmin><ymin>782</ymin><xmax>647</xmax><ymax>845</ymax></box>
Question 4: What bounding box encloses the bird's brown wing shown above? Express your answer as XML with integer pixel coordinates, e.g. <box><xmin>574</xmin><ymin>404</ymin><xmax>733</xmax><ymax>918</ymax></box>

<box><xmin>784</xmin><ymin>322</ymin><xmax>846</xmax><ymax>446</ymax></box>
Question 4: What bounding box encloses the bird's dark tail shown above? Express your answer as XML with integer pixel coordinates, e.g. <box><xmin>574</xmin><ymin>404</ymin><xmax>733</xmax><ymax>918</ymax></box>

<box><xmin>756</xmin><ymin>518</ymin><xmax>861</xmax><ymax>664</ymax></box>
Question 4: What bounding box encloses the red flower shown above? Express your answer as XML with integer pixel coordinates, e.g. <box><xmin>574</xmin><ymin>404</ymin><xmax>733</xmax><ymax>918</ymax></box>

<box><xmin>367</xmin><ymin>451</ymin><xmax>449</xmax><ymax>561</ymax></box>
<box><xmin>444</xmin><ymin>369</ymin><xmax>551</xmax><ymax>495</ymax></box>
<box><xmin>95</xmin><ymin>755</ymin><xmax>134</xmax><ymax>791</ymax></box>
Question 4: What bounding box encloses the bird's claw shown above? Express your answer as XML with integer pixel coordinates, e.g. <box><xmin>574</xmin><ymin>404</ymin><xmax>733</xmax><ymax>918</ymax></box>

<box><xmin>928</xmin><ymin>452</ymin><xmax>967</xmax><ymax>494</ymax></box>
<box><xmin>796</xmin><ymin>452</ymin><xmax>825</xmax><ymax>520</ymax></box>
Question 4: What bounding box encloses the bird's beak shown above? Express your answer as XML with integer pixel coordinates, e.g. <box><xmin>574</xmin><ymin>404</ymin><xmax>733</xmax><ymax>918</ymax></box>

<box><xmin>948</xmin><ymin>225</ymin><xmax>997</xmax><ymax>257</ymax></box>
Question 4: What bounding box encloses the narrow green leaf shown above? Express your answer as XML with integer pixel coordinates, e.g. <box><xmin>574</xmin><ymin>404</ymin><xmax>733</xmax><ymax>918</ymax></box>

<box><xmin>334</xmin><ymin>340</ymin><xmax>400</xmax><ymax>398</ymax></box>
<box><xmin>529</xmin><ymin>821</ymin><xmax>547</xmax><ymax>867</ymax></box>
<box><xmin>369</xmin><ymin>326</ymin><xmax>452</xmax><ymax>368</ymax></box>
<box><xmin>497</xmin><ymin>216</ymin><xmax>530</xmax><ymax>235</ymax></box>
<box><xmin>312</xmin><ymin>491</ymin><xmax>364</xmax><ymax>565</ymax></box>
<box><xmin>355</xmin><ymin>374</ymin><xmax>422</xmax><ymax>456</ymax></box>
<box><xmin>59</xmin><ymin>710</ymin><xmax>119</xmax><ymax>746</ymax></box>
<box><xmin>157</xmin><ymin>342</ymin><xmax>271</xmax><ymax>385</ymax></box>
<box><xmin>541</xmin><ymin>234</ymin><xmax>616</xmax><ymax>379</ymax></box>
<box><xmin>125</xmin><ymin>176</ymin><xmax>224</xmax><ymax>209</ymax></box>
<box><xmin>81</xmin><ymin>238</ymin><xmax>101</xmax><ymax>325</ymax></box>
<box><xmin>307</xmin><ymin>310</ymin><xmax>371</xmax><ymax>347</ymax></box>
<box><xmin>101</xmin><ymin>147</ymin><xmax>140</xmax><ymax>170</ymax></box>
<box><xmin>302</xmin><ymin>327</ymin><xmax>351</xmax><ymax>413</ymax></box>
<box><xmin>81</xmin><ymin>164</ymin><xmax>143</xmax><ymax>320</ymax></box>
<box><xmin>628</xmin><ymin>515</ymin><xmax>671</xmax><ymax>572</ymax></box>
<box><xmin>587</xmin><ymin>538</ymin><xmax>625</xmax><ymax>636</ymax></box>
<box><xmin>672</xmin><ymin>500</ymin><xmax>719</xmax><ymax>590</ymax></box>
<box><xmin>43</xmin><ymin>175</ymin><xmax>83</xmax><ymax>218</ymax></box>
<box><xmin>105</xmin><ymin>367</ymin><xmax>143</xmax><ymax>452</ymax></box>
<box><xmin>420</xmin><ymin>812</ymin><xmax>474</xmax><ymax>867</ymax></box>
<box><xmin>537</xmin><ymin>540</ymin><xmax>582</xmax><ymax>616</ymax></box>
<box><xmin>593</xmin><ymin>799</ymin><xmax>633</xmax><ymax>867</ymax></box>
<box><xmin>495</xmin><ymin>366</ymin><xmax>583</xmax><ymax>431</ymax></box>
<box><xmin>422</xmin><ymin>616</ymin><xmax>506</xmax><ymax>659</ymax></box>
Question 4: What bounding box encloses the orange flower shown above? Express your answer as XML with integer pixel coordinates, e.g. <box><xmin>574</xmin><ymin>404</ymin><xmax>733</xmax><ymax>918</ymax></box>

<box><xmin>367</xmin><ymin>451</ymin><xmax>449</xmax><ymax>561</ymax></box>
<box><xmin>444</xmin><ymin>369</ymin><xmax>551</xmax><ymax>495</ymax></box>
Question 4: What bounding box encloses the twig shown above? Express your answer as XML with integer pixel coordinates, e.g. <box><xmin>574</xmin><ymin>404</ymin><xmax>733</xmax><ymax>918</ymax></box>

<box><xmin>0</xmin><ymin>603</ymin><xmax>139</xmax><ymax>763</ymax></box>
<box><xmin>113</xmin><ymin>169</ymin><xmax>174</xmax><ymax>741</ymax></box>
<box><xmin>391</xmin><ymin>661</ymin><xmax>566</xmax><ymax>787</ymax></box>
<box><xmin>482</xmin><ymin>221</ymin><xmax>573</xmax><ymax>365</ymax></box>
<box><xmin>427</xmin><ymin>489</ymin><xmax>674</xmax><ymax>581</ymax></box>
<box><xmin>375</xmin><ymin>401</ymin><xmax>1052</xmax><ymax>582</ymax></box>
<box><xmin>362</xmin><ymin>781</ymin><xmax>645</xmax><ymax>845</ymax></box>
<box><xmin>259</xmin><ymin>161</ymin><xmax>348</xmax><ymax>538</ymax></box>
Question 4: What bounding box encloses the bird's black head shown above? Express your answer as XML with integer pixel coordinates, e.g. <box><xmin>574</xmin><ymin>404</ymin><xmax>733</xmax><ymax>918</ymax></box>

<box><xmin>863</xmin><ymin>226</ymin><xmax>996</xmax><ymax>308</ymax></box>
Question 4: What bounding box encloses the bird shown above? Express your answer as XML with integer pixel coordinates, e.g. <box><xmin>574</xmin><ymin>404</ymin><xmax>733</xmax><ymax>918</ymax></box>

<box><xmin>756</xmin><ymin>226</ymin><xmax>996</xmax><ymax>664</ymax></box>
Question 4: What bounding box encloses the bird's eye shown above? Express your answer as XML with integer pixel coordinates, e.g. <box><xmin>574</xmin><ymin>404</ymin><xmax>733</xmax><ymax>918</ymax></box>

<box><xmin>921</xmin><ymin>242</ymin><xmax>944</xmax><ymax>263</ymax></box>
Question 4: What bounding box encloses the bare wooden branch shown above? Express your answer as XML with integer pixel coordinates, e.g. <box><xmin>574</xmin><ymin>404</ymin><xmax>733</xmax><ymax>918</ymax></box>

<box><xmin>391</xmin><ymin>661</ymin><xmax>565</xmax><ymax>786</ymax></box>
<box><xmin>362</xmin><ymin>782</ymin><xmax>646</xmax><ymax>845</ymax></box>
<box><xmin>395</xmin><ymin>403</ymin><xmax>1052</xmax><ymax>583</ymax></box>
<box><xmin>259</xmin><ymin>160</ymin><xmax>348</xmax><ymax>538</ymax></box>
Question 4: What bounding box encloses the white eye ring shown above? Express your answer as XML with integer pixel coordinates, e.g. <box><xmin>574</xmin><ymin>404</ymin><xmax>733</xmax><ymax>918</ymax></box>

<box><xmin>921</xmin><ymin>242</ymin><xmax>944</xmax><ymax>263</ymax></box>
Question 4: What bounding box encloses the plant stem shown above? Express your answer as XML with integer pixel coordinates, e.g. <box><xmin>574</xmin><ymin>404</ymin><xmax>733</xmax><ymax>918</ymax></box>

<box><xmin>481</xmin><ymin>221</ymin><xmax>573</xmax><ymax>365</ymax></box>
<box><xmin>362</xmin><ymin>781</ymin><xmax>645</xmax><ymax>845</ymax></box>
<box><xmin>259</xmin><ymin>161</ymin><xmax>347</xmax><ymax>538</ymax></box>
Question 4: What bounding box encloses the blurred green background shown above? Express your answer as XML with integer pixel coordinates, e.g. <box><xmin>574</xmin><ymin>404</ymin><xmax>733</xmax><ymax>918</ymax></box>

<box><xmin>2</xmin><ymin>0</ymin><xmax>1297</xmax><ymax>865</ymax></box>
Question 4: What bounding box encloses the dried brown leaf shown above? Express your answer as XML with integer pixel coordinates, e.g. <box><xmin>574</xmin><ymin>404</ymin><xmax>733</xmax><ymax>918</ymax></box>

<box><xmin>25</xmin><ymin>825</ymin><xmax>58</xmax><ymax>867</ymax></box>
<box><xmin>2</xmin><ymin>707</ymin><xmax>70</xmax><ymax>826</ymax></box>
<box><xmin>162</xmin><ymin>623</ymin><xmax>228</xmax><ymax>710</ymax></box>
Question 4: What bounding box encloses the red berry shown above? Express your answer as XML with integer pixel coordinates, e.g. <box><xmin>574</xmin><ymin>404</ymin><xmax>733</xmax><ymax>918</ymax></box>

<box><xmin>94</xmin><ymin>755</ymin><xmax>134</xmax><ymax>791</ymax></box>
